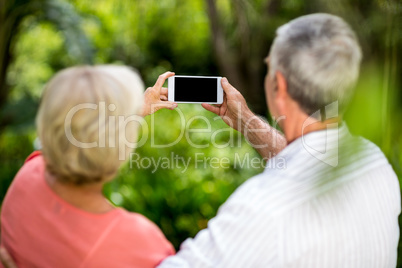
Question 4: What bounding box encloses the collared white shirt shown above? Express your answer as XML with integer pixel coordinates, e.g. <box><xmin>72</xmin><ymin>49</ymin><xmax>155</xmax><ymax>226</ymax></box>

<box><xmin>159</xmin><ymin>124</ymin><xmax>401</xmax><ymax>268</ymax></box>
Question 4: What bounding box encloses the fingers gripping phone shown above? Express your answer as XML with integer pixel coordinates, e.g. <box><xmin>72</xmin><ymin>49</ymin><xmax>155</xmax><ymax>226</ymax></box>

<box><xmin>168</xmin><ymin>75</ymin><xmax>223</xmax><ymax>104</ymax></box>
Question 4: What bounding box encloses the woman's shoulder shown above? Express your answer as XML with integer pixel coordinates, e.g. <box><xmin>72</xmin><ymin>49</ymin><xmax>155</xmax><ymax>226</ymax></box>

<box><xmin>15</xmin><ymin>151</ymin><xmax>45</xmax><ymax>182</ymax></box>
<box><xmin>111</xmin><ymin>209</ymin><xmax>175</xmax><ymax>252</ymax></box>
<box><xmin>83</xmin><ymin>209</ymin><xmax>175</xmax><ymax>267</ymax></box>
<box><xmin>115</xmin><ymin>209</ymin><xmax>165</xmax><ymax>236</ymax></box>
<box><xmin>5</xmin><ymin>152</ymin><xmax>45</xmax><ymax>197</ymax></box>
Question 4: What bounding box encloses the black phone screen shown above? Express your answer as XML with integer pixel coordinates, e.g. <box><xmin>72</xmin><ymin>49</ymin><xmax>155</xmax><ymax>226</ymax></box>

<box><xmin>174</xmin><ymin>77</ymin><xmax>217</xmax><ymax>102</ymax></box>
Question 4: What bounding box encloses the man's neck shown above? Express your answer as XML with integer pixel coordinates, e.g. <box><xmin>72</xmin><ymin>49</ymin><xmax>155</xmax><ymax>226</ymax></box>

<box><xmin>45</xmin><ymin>171</ymin><xmax>114</xmax><ymax>214</ymax></box>
<box><xmin>284</xmin><ymin>114</ymin><xmax>341</xmax><ymax>144</ymax></box>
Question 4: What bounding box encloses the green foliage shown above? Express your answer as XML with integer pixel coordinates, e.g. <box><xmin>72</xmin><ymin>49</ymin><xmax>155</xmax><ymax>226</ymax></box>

<box><xmin>72</xmin><ymin>0</ymin><xmax>216</xmax><ymax>83</ymax></box>
<box><xmin>0</xmin><ymin>129</ymin><xmax>35</xmax><ymax>200</ymax></box>
<box><xmin>0</xmin><ymin>0</ymin><xmax>94</xmax><ymax>130</ymax></box>
<box><xmin>8</xmin><ymin>22</ymin><xmax>64</xmax><ymax>101</ymax></box>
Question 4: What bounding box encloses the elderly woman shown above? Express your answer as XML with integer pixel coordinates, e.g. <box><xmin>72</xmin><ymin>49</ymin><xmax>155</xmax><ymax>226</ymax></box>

<box><xmin>0</xmin><ymin>66</ymin><xmax>178</xmax><ymax>267</ymax></box>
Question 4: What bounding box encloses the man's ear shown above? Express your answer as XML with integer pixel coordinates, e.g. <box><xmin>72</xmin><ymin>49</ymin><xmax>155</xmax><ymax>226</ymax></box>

<box><xmin>275</xmin><ymin>71</ymin><xmax>288</xmax><ymax>101</ymax></box>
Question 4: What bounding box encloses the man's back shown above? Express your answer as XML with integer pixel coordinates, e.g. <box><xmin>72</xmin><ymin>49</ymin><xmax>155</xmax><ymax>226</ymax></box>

<box><xmin>160</xmin><ymin>125</ymin><xmax>401</xmax><ymax>267</ymax></box>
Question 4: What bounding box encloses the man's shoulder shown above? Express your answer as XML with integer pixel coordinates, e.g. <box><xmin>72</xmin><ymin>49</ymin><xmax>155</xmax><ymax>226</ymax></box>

<box><xmin>221</xmin><ymin>134</ymin><xmax>395</xmax><ymax>218</ymax></box>
<box><xmin>277</xmin><ymin>130</ymin><xmax>391</xmax><ymax>182</ymax></box>
<box><xmin>337</xmin><ymin>135</ymin><xmax>390</xmax><ymax>174</ymax></box>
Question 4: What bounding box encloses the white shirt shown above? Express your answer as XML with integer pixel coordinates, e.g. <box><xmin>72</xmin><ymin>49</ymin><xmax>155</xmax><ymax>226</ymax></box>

<box><xmin>159</xmin><ymin>124</ymin><xmax>401</xmax><ymax>268</ymax></box>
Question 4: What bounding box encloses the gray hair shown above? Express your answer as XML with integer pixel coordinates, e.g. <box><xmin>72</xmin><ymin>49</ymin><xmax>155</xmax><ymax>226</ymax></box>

<box><xmin>269</xmin><ymin>13</ymin><xmax>362</xmax><ymax>116</ymax></box>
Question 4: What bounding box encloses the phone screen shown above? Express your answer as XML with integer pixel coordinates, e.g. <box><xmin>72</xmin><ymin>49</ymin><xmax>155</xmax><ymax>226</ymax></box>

<box><xmin>174</xmin><ymin>77</ymin><xmax>217</xmax><ymax>102</ymax></box>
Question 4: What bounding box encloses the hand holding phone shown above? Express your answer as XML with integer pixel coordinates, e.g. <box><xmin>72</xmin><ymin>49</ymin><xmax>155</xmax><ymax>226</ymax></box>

<box><xmin>168</xmin><ymin>75</ymin><xmax>223</xmax><ymax>104</ymax></box>
<box><xmin>142</xmin><ymin>71</ymin><xmax>178</xmax><ymax>117</ymax></box>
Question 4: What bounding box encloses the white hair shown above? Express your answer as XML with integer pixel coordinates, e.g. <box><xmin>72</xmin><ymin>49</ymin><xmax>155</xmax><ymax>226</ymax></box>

<box><xmin>269</xmin><ymin>13</ymin><xmax>362</xmax><ymax>115</ymax></box>
<box><xmin>36</xmin><ymin>65</ymin><xmax>144</xmax><ymax>184</ymax></box>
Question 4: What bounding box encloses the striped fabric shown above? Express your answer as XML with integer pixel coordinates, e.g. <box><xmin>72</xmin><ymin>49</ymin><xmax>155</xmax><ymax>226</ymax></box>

<box><xmin>159</xmin><ymin>124</ymin><xmax>401</xmax><ymax>268</ymax></box>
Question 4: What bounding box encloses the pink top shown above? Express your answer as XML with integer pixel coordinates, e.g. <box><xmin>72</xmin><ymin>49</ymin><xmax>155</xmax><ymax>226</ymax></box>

<box><xmin>1</xmin><ymin>153</ymin><xmax>175</xmax><ymax>268</ymax></box>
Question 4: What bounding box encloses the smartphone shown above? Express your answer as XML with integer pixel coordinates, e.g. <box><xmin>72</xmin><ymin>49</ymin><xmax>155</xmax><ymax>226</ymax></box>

<box><xmin>168</xmin><ymin>75</ymin><xmax>223</xmax><ymax>104</ymax></box>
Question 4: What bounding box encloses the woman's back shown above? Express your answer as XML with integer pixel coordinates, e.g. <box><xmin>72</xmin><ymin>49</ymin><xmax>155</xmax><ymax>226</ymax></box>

<box><xmin>1</xmin><ymin>153</ymin><xmax>174</xmax><ymax>268</ymax></box>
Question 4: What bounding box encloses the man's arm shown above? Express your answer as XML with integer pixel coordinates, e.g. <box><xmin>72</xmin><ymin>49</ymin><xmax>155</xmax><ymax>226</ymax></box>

<box><xmin>157</xmin><ymin>175</ymin><xmax>278</xmax><ymax>268</ymax></box>
<box><xmin>202</xmin><ymin>77</ymin><xmax>286</xmax><ymax>159</ymax></box>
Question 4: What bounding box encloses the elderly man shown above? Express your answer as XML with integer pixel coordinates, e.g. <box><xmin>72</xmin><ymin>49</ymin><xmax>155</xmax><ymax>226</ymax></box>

<box><xmin>158</xmin><ymin>13</ymin><xmax>401</xmax><ymax>267</ymax></box>
<box><xmin>1</xmin><ymin>13</ymin><xmax>400</xmax><ymax>268</ymax></box>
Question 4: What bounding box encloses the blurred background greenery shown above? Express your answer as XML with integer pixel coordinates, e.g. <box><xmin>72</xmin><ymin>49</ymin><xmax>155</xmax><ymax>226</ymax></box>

<box><xmin>0</xmin><ymin>0</ymin><xmax>401</xmax><ymax>265</ymax></box>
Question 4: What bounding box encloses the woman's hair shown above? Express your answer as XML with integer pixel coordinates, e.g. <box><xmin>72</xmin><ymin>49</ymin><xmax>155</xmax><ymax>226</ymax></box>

<box><xmin>36</xmin><ymin>65</ymin><xmax>144</xmax><ymax>184</ymax></box>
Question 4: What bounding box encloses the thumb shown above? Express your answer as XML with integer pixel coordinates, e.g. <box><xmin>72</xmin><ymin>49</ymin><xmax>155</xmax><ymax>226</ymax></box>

<box><xmin>202</xmin><ymin>103</ymin><xmax>220</xmax><ymax>115</ymax></box>
<box><xmin>221</xmin><ymin>77</ymin><xmax>237</xmax><ymax>95</ymax></box>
